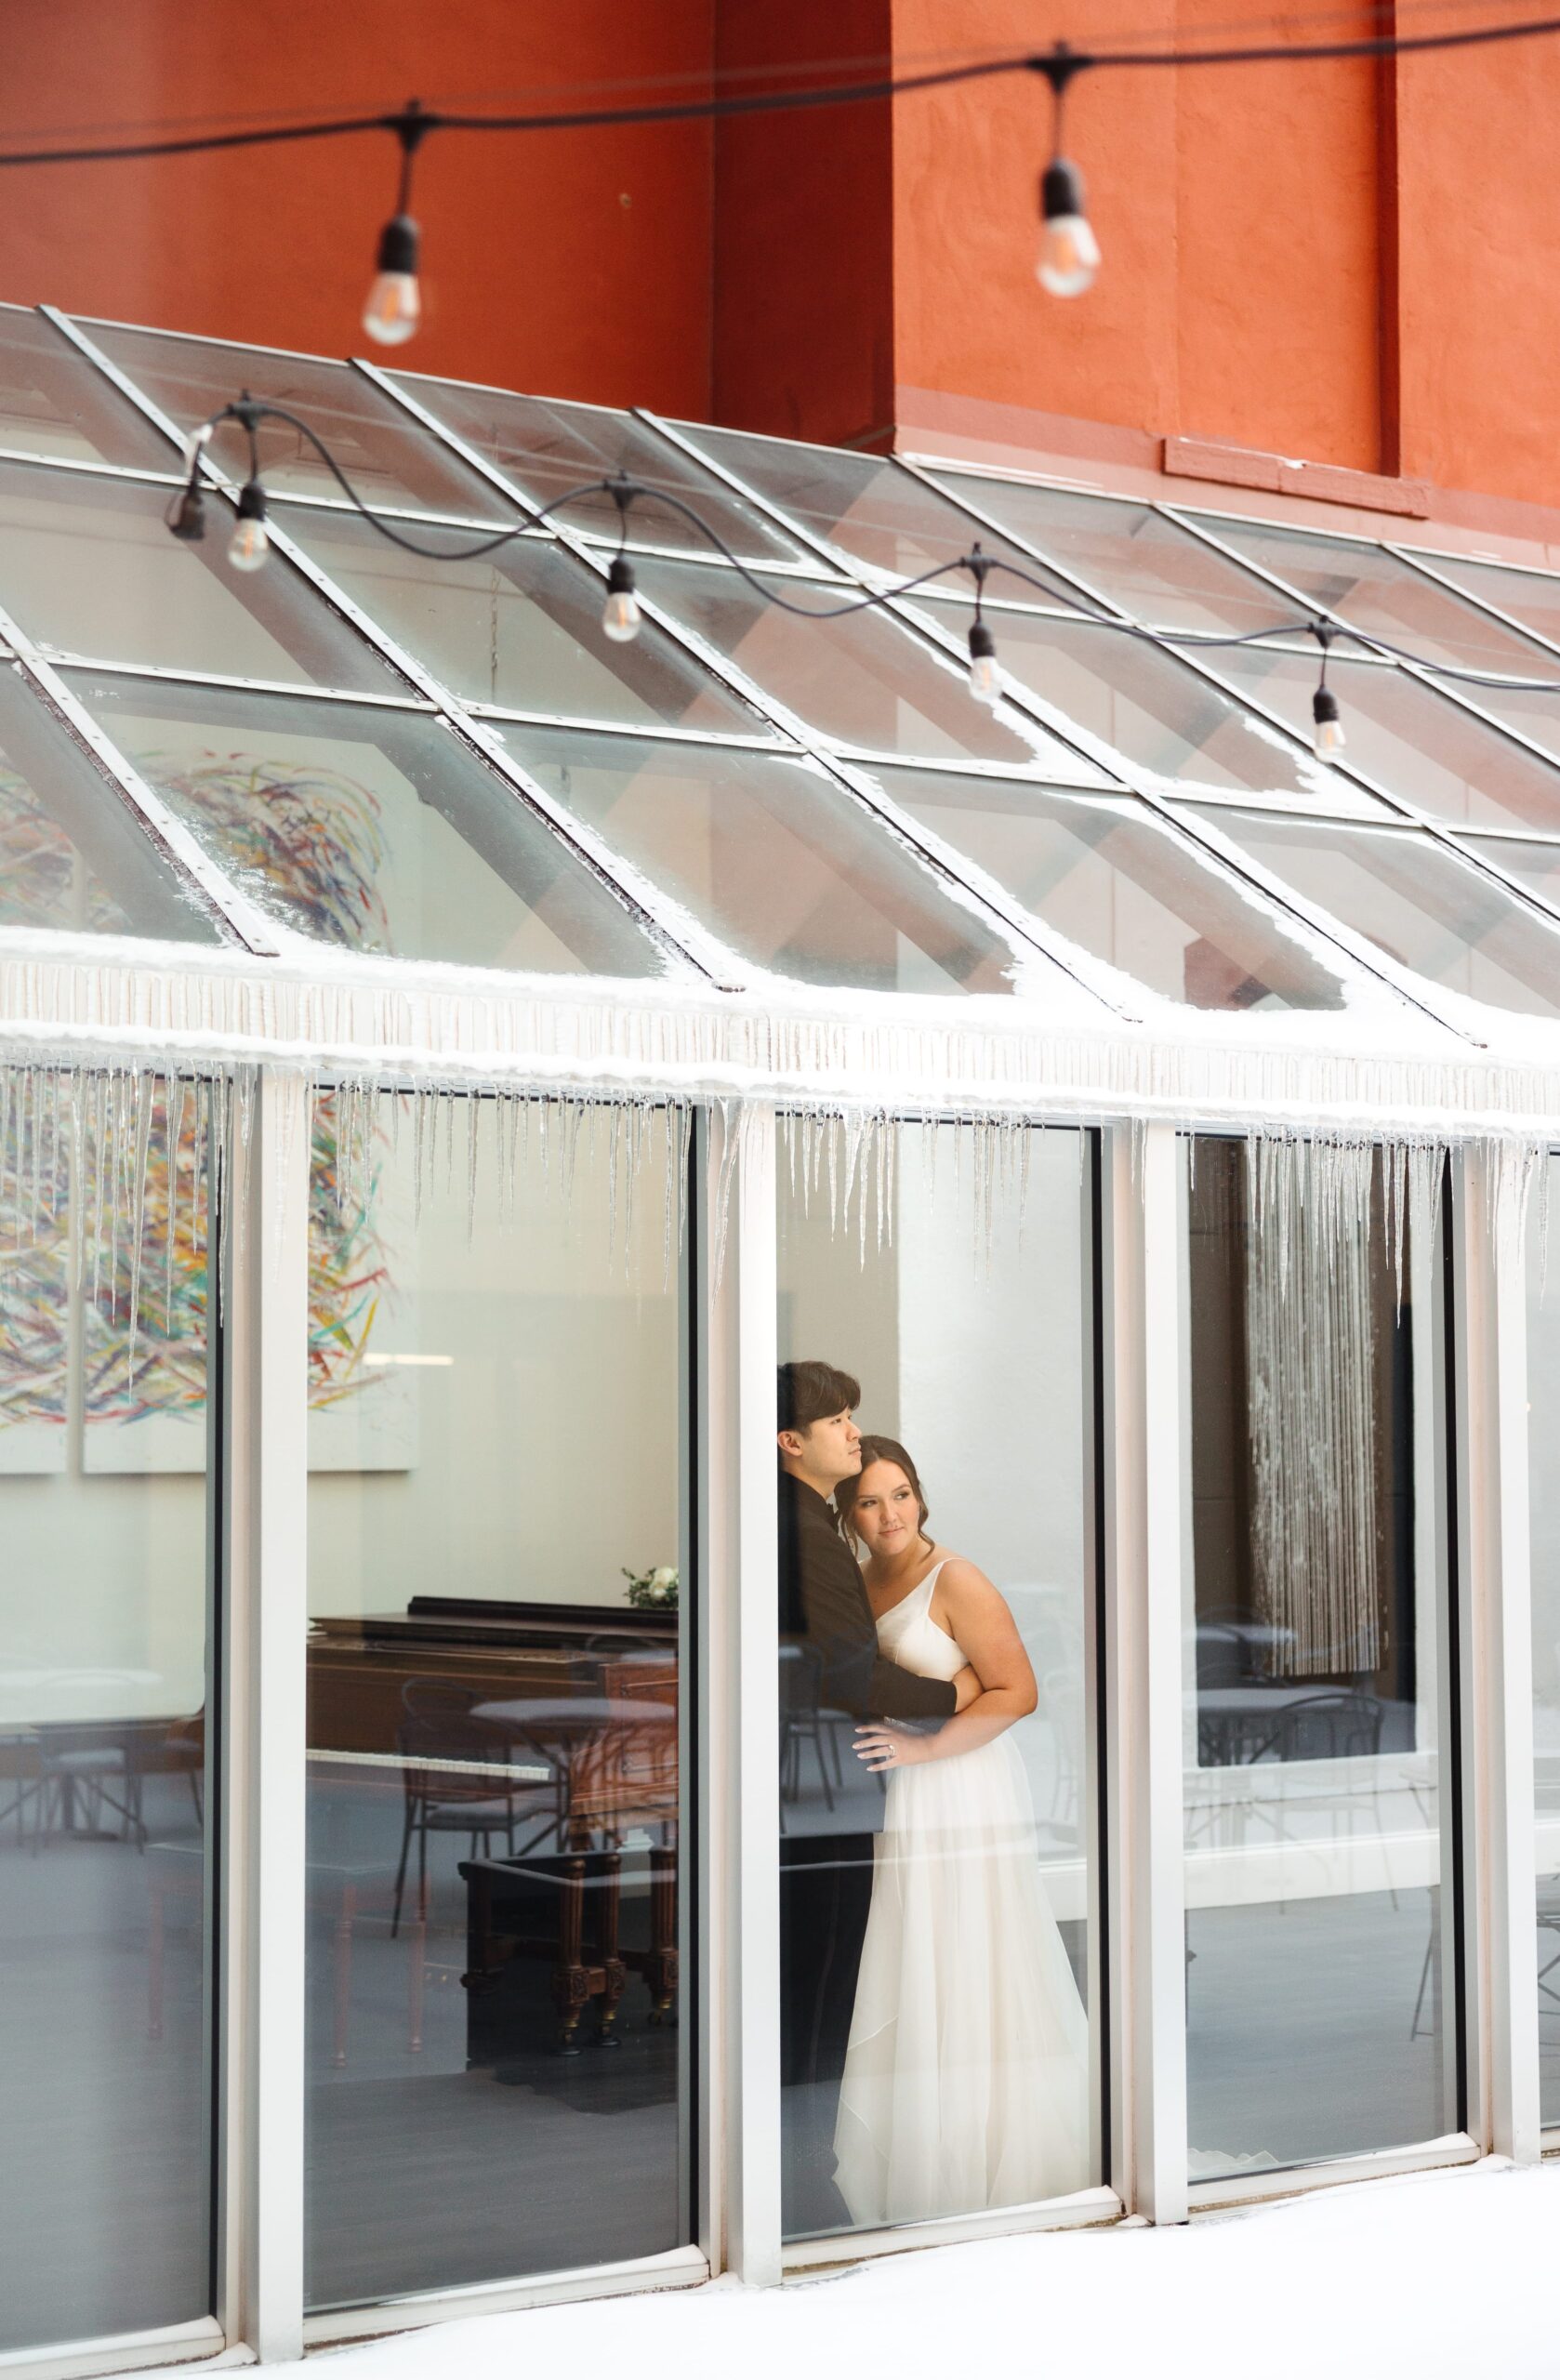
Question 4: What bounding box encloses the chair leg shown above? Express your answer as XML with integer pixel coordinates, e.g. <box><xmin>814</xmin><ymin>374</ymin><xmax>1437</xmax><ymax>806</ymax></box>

<box><xmin>391</xmin><ymin>1804</ymin><xmax>414</xmax><ymax>1938</ymax></box>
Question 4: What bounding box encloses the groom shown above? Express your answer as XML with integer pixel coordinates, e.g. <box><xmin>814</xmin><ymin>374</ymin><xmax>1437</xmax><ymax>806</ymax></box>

<box><xmin>776</xmin><ymin>1358</ymin><xmax>977</xmax><ymax>2234</ymax></box>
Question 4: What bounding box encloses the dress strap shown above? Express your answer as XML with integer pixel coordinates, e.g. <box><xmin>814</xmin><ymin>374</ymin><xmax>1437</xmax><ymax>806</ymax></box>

<box><xmin>918</xmin><ymin>1560</ymin><xmax>946</xmax><ymax>1606</ymax></box>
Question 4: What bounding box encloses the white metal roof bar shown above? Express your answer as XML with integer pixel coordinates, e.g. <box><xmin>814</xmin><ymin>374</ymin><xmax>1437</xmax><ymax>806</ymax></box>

<box><xmin>0</xmin><ymin>445</ymin><xmax>184</xmax><ymax>488</ymax></box>
<box><xmin>463</xmin><ymin>705</ymin><xmax>793</xmax><ymax>754</ymax></box>
<box><xmin>360</xmin><ymin>358</ymin><xmax>1117</xmax><ymax>1012</ymax></box>
<box><xmin>640</xmin><ymin>414</ymin><xmax>1455</xmax><ymax>1019</ymax></box>
<box><xmin>50</xmin><ymin>657</ymin><xmax>438</xmax><ymax>710</ymax></box>
<box><xmin>893</xmin><ymin>452</ymin><xmax>1155</xmax><ymax>622</ymax></box>
<box><xmin>46</xmin><ymin>311</ymin><xmax>721</xmax><ymax>987</ymax></box>
<box><xmin>0</xmin><ymin>600</ymin><xmax>283</xmax><ymax>954</ymax></box>
<box><xmin>64</xmin><ymin>311</ymin><xmax>383</xmax><ymax>369</ymax></box>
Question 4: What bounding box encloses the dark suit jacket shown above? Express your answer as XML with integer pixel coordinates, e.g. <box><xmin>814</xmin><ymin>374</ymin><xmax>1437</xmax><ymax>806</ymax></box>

<box><xmin>777</xmin><ymin>1468</ymin><xmax>957</xmax><ymax>1726</ymax></box>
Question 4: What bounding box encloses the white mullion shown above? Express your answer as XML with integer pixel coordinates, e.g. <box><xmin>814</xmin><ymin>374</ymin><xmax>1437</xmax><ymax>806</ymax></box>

<box><xmin>1454</xmin><ymin>1145</ymin><xmax>1540</xmax><ymax>2162</ymax></box>
<box><xmin>1101</xmin><ymin>1123</ymin><xmax>1189</xmax><ymax>2222</ymax></box>
<box><xmin>701</xmin><ymin>1106</ymin><xmax>781</xmax><ymax>2283</ymax></box>
<box><xmin>218</xmin><ymin>1068</ymin><xmax>311</xmax><ymax>2358</ymax></box>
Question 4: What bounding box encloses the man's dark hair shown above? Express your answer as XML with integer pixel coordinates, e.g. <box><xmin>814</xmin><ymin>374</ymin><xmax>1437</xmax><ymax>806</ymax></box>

<box><xmin>777</xmin><ymin>1358</ymin><xmax>861</xmax><ymax>1436</ymax></box>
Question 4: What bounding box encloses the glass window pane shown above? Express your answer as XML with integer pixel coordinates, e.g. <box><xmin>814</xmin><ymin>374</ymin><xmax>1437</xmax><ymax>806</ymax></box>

<box><xmin>857</xmin><ymin>767</ymin><xmax>1354</xmax><ymax>1009</ymax></box>
<box><xmin>0</xmin><ymin>1074</ymin><xmax>216</xmax><ymax>2347</ymax></box>
<box><xmin>0</xmin><ymin>307</ymin><xmax>174</xmax><ymax>468</ymax></box>
<box><xmin>1188</xmin><ymin>806</ymin><xmax>1560</xmax><ymax>1016</ymax></box>
<box><xmin>500</xmin><ymin>727</ymin><xmax>1039</xmax><ymax>997</ymax></box>
<box><xmin>1463</xmin><ymin>834</ymin><xmax>1560</xmax><ymax>914</ymax></box>
<box><xmin>0</xmin><ymin>668</ymin><xmax>218</xmax><ymax>942</ymax></box>
<box><xmin>634</xmin><ymin>560</ymin><xmax>1099</xmax><ymax>771</ymax></box>
<box><xmin>305</xmin><ymin>1095</ymin><xmax>689</xmax><ymax>2306</ymax></box>
<box><xmin>283</xmin><ymin>509</ymin><xmax>764</xmax><ymax>734</ymax></box>
<box><xmin>403</xmin><ymin>380</ymin><xmax>801</xmax><ymax>561</ymax></box>
<box><xmin>1421</xmin><ymin>552</ymin><xmax>1560</xmax><ymax>655</ymax></box>
<box><xmin>0</xmin><ymin>463</ymin><xmax>403</xmax><ymax>691</ymax></box>
<box><xmin>777</xmin><ymin>1122</ymin><xmax>1099</xmax><ymax>2241</ymax></box>
<box><xmin>72</xmin><ymin>674</ymin><xmax>664</xmax><ymax>977</ymax></box>
<box><xmin>1210</xmin><ymin>646</ymin><xmax>1560</xmax><ymax>831</ymax></box>
<box><xmin>84</xmin><ymin>323</ymin><xmax>506</xmax><ymax>517</ymax></box>
<box><xmin>1190</xmin><ymin>513</ymin><xmax>1551</xmax><ymax>677</ymax></box>
<box><xmin>1182</xmin><ymin>1137</ymin><xmax>1455</xmax><ymax>2176</ymax></box>
<box><xmin>916</xmin><ymin>602</ymin><xmax>1360</xmax><ymax>804</ymax></box>
<box><xmin>924</xmin><ymin>475</ymin><xmax>1297</xmax><ymax>634</ymax></box>
<box><xmin>669</xmin><ymin>424</ymin><xmax>1050</xmax><ymax>588</ymax></box>
<box><xmin>1528</xmin><ymin>1155</ymin><xmax>1560</xmax><ymax>2122</ymax></box>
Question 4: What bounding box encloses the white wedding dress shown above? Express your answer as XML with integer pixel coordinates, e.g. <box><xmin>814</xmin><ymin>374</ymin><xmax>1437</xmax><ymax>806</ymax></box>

<box><xmin>833</xmin><ymin>1564</ymin><xmax>1091</xmax><ymax>2228</ymax></box>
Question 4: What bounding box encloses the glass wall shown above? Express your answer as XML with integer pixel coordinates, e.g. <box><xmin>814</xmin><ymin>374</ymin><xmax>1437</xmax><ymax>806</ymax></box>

<box><xmin>303</xmin><ymin>1093</ymin><xmax>690</xmax><ymax>2309</ymax></box>
<box><xmin>1181</xmin><ymin>1137</ymin><xmax>1458</xmax><ymax>2178</ymax></box>
<box><xmin>776</xmin><ymin>1120</ymin><xmax>1100</xmax><ymax>2240</ymax></box>
<box><xmin>1527</xmin><ymin>1154</ymin><xmax>1560</xmax><ymax>2124</ymax></box>
<box><xmin>0</xmin><ymin>1074</ymin><xmax>216</xmax><ymax>2347</ymax></box>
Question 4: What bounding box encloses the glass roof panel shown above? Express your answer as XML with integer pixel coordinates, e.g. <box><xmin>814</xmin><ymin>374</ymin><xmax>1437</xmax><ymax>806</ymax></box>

<box><xmin>397</xmin><ymin>379</ymin><xmax>803</xmax><ymax>562</ymax></box>
<box><xmin>1185</xmin><ymin>806</ymin><xmax>1560</xmax><ymax>1016</ymax></box>
<box><xmin>0</xmin><ymin>664</ymin><xmax>218</xmax><ymax>942</ymax></box>
<box><xmin>81</xmin><ymin>322</ymin><xmax>509</xmax><ymax>517</ymax></box>
<box><xmin>0</xmin><ymin>307</ymin><xmax>174</xmax><ymax>468</ymax></box>
<box><xmin>498</xmin><ymin>726</ymin><xmax>1036</xmax><ymax>996</ymax></box>
<box><xmin>1187</xmin><ymin>513</ymin><xmax>1552</xmax><ymax>676</ymax></box>
<box><xmin>1208</xmin><ymin>645</ymin><xmax>1560</xmax><ymax>830</ymax></box>
<box><xmin>1462</xmin><ymin>834</ymin><xmax>1560</xmax><ymax>916</ymax></box>
<box><xmin>0</xmin><ymin>463</ymin><xmax>403</xmax><ymax>691</ymax></box>
<box><xmin>284</xmin><ymin>509</ymin><xmax>762</xmax><ymax>731</ymax></box>
<box><xmin>1429</xmin><ymin>672</ymin><xmax>1560</xmax><ymax>772</ymax></box>
<box><xmin>1419</xmin><ymin>552</ymin><xmax>1560</xmax><ymax>654</ymax></box>
<box><xmin>853</xmin><ymin>765</ymin><xmax>1351</xmax><ymax>1010</ymax></box>
<box><xmin>667</xmin><ymin>424</ymin><xmax>1052</xmax><ymax>588</ymax></box>
<box><xmin>636</xmin><ymin>559</ymin><xmax>1101</xmax><ymax>771</ymax></box>
<box><xmin>922</xmin><ymin>474</ymin><xmax>1297</xmax><ymax>634</ymax></box>
<box><xmin>70</xmin><ymin>672</ymin><xmax>665</xmax><ymax>977</ymax></box>
<box><xmin>912</xmin><ymin>600</ymin><xmax>1362</xmax><ymax>803</ymax></box>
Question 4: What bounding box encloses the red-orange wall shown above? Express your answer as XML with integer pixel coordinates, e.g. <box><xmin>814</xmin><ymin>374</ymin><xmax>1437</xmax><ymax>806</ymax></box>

<box><xmin>2</xmin><ymin>4</ymin><xmax>1559</xmax><ymax>512</ymax></box>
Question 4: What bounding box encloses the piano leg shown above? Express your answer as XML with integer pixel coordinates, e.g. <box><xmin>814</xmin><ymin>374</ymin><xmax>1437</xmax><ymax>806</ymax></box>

<box><xmin>553</xmin><ymin>1852</ymin><xmax>589</xmax><ymax>2055</ymax></box>
<box><xmin>596</xmin><ymin>1848</ymin><xmax>626</xmax><ymax>2047</ymax></box>
<box><xmin>647</xmin><ymin>1836</ymin><xmax>679</xmax><ymax>2024</ymax></box>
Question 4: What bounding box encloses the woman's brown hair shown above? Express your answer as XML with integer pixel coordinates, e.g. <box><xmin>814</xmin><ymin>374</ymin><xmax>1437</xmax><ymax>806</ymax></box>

<box><xmin>835</xmin><ymin>1435</ymin><xmax>933</xmax><ymax>1555</ymax></box>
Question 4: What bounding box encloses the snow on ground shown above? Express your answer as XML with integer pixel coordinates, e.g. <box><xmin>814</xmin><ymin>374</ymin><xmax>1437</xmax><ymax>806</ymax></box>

<box><xmin>244</xmin><ymin>2158</ymin><xmax>1560</xmax><ymax>2380</ymax></box>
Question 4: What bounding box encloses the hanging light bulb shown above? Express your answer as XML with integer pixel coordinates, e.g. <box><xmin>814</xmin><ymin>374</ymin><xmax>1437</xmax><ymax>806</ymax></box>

<box><xmin>602</xmin><ymin>555</ymin><xmax>641</xmax><ymax>643</ymax></box>
<box><xmin>1038</xmin><ymin>158</ymin><xmax>1100</xmax><ymax>297</ymax></box>
<box><xmin>968</xmin><ymin>620</ymin><xmax>1001</xmax><ymax>707</ymax></box>
<box><xmin>228</xmin><ymin>478</ymin><xmax>271</xmax><ymax>573</ymax></box>
<box><xmin>1312</xmin><ymin>682</ymin><xmax>1346</xmax><ymax>757</ymax></box>
<box><xmin>364</xmin><ymin>102</ymin><xmax>430</xmax><ymax>348</ymax></box>
<box><xmin>364</xmin><ymin>213</ymin><xmax>421</xmax><ymax>347</ymax></box>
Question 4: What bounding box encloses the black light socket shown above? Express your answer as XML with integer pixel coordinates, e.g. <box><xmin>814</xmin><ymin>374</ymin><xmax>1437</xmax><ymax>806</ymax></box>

<box><xmin>376</xmin><ymin>213</ymin><xmax>420</xmax><ymax>276</ymax></box>
<box><xmin>607</xmin><ymin>554</ymin><xmax>637</xmax><ymax>600</ymax></box>
<box><xmin>1312</xmin><ymin>685</ymin><xmax>1341</xmax><ymax>729</ymax></box>
<box><xmin>1041</xmin><ymin>158</ymin><xmax>1088</xmax><ymax>221</ymax></box>
<box><xmin>169</xmin><ymin>484</ymin><xmax>206</xmax><ymax>542</ymax></box>
<box><xmin>969</xmin><ymin>620</ymin><xmax>997</xmax><ymax>664</ymax></box>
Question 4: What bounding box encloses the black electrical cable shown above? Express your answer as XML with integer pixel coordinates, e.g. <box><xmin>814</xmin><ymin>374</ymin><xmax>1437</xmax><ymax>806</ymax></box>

<box><xmin>7</xmin><ymin>12</ymin><xmax>1560</xmax><ymax>165</ymax></box>
<box><xmin>181</xmin><ymin>398</ymin><xmax>1560</xmax><ymax>699</ymax></box>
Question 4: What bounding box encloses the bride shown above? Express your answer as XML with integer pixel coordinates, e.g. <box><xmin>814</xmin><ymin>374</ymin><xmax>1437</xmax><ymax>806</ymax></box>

<box><xmin>832</xmin><ymin>1435</ymin><xmax>1090</xmax><ymax>2228</ymax></box>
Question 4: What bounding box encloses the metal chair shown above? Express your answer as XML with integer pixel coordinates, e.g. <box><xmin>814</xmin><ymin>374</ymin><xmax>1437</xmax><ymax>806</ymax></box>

<box><xmin>391</xmin><ymin>1687</ymin><xmax>556</xmax><ymax>1936</ymax></box>
<box><xmin>778</xmin><ymin>1644</ymin><xmax>834</xmax><ymax>1827</ymax></box>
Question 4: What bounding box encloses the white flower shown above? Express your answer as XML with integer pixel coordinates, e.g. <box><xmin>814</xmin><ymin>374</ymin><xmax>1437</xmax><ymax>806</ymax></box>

<box><xmin>651</xmin><ymin>1566</ymin><xmax>679</xmax><ymax>1591</ymax></box>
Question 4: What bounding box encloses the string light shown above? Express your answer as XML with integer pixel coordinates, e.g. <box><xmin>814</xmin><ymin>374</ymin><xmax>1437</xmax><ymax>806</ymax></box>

<box><xmin>1033</xmin><ymin>46</ymin><xmax>1100</xmax><ymax>298</ymax></box>
<box><xmin>165</xmin><ymin>395</ymin><xmax>1560</xmax><ymax>773</ymax></box>
<box><xmin>1311</xmin><ymin>622</ymin><xmax>1346</xmax><ymax>756</ymax></box>
<box><xmin>363</xmin><ymin>101</ymin><xmax>430</xmax><ymax>347</ymax></box>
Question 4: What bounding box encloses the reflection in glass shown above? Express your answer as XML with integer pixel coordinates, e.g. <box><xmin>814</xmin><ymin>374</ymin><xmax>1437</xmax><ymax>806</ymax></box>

<box><xmin>72</xmin><ymin>675</ymin><xmax>663</xmax><ymax>976</ymax></box>
<box><xmin>86</xmin><ymin>323</ymin><xmax>505</xmax><ymax>517</ymax></box>
<box><xmin>0</xmin><ymin>668</ymin><xmax>218</xmax><ymax>942</ymax></box>
<box><xmin>1187</xmin><ymin>807</ymin><xmax>1560</xmax><ymax>1016</ymax></box>
<box><xmin>925</xmin><ymin>476</ymin><xmax>1297</xmax><ymax>635</ymax></box>
<box><xmin>0</xmin><ymin>307</ymin><xmax>174</xmax><ymax>467</ymax></box>
<box><xmin>1189</xmin><ymin>513</ymin><xmax>1552</xmax><ymax>677</ymax></box>
<box><xmin>637</xmin><ymin>560</ymin><xmax>1096</xmax><ymax>771</ymax></box>
<box><xmin>1182</xmin><ymin>1136</ymin><xmax>1455</xmax><ymax>2176</ymax></box>
<box><xmin>670</xmin><ymin>424</ymin><xmax>1048</xmax><ymax>586</ymax></box>
<box><xmin>0</xmin><ymin>1073</ymin><xmax>215</xmax><ymax>2347</ymax></box>
<box><xmin>1210</xmin><ymin>645</ymin><xmax>1560</xmax><ymax>831</ymax></box>
<box><xmin>404</xmin><ymin>381</ymin><xmax>802</xmax><ymax>560</ymax></box>
<box><xmin>304</xmin><ymin>1095</ymin><xmax>688</xmax><ymax>2307</ymax></box>
<box><xmin>500</xmin><ymin>727</ymin><xmax>1032</xmax><ymax>995</ymax></box>
<box><xmin>857</xmin><ymin>768</ymin><xmax>1351</xmax><ymax>1008</ymax></box>
<box><xmin>0</xmin><ymin>462</ymin><xmax>403</xmax><ymax>691</ymax></box>
<box><xmin>282</xmin><ymin>510</ymin><xmax>761</xmax><ymax>734</ymax></box>
<box><xmin>912</xmin><ymin>602</ymin><xmax>1351</xmax><ymax>801</ymax></box>
<box><xmin>1531</xmin><ymin>1157</ymin><xmax>1560</xmax><ymax>2122</ymax></box>
<box><xmin>1422</xmin><ymin>552</ymin><xmax>1560</xmax><ymax>658</ymax></box>
<box><xmin>777</xmin><ymin>1123</ymin><xmax>1097</xmax><ymax>2241</ymax></box>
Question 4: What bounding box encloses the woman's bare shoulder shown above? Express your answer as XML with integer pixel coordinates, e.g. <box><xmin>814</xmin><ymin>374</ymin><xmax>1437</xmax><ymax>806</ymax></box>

<box><xmin>933</xmin><ymin>1552</ymin><xmax>1003</xmax><ymax>1604</ymax></box>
